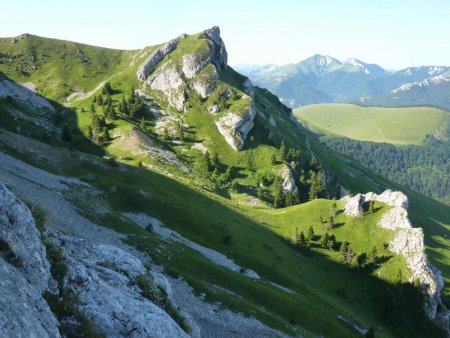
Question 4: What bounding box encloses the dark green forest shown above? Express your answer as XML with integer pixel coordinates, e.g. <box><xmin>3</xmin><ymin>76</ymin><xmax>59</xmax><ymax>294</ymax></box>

<box><xmin>320</xmin><ymin>135</ymin><xmax>450</xmax><ymax>204</ymax></box>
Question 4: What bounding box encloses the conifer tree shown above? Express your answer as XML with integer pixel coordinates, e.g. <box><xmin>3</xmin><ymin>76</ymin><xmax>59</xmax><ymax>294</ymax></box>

<box><xmin>270</xmin><ymin>153</ymin><xmax>277</xmax><ymax>165</ymax></box>
<box><xmin>273</xmin><ymin>184</ymin><xmax>284</xmax><ymax>208</ymax></box>
<box><xmin>291</xmin><ymin>187</ymin><xmax>300</xmax><ymax>205</ymax></box>
<box><xmin>279</xmin><ymin>140</ymin><xmax>287</xmax><ymax>162</ymax></box>
<box><xmin>307</xmin><ymin>226</ymin><xmax>315</xmax><ymax>240</ymax></box>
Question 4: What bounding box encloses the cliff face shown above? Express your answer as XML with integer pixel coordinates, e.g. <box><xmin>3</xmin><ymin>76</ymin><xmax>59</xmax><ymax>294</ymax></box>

<box><xmin>342</xmin><ymin>190</ymin><xmax>450</xmax><ymax>332</ymax></box>
<box><xmin>136</xmin><ymin>26</ymin><xmax>256</xmax><ymax>151</ymax></box>
<box><xmin>0</xmin><ymin>183</ymin><xmax>60</xmax><ymax>337</ymax></box>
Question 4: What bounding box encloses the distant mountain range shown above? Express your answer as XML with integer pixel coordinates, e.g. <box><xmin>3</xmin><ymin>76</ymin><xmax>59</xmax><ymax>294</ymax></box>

<box><xmin>235</xmin><ymin>55</ymin><xmax>450</xmax><ymax>110</ymax></box>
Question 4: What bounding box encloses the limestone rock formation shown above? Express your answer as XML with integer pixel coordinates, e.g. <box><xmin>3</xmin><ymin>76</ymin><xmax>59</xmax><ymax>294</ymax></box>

<box><xmin>0</xmin><ymin>183</ymin><xmax>60</xmax><ymax>338</ymax></box>
<box><xmin>280</xmin><ymin>166</ymin><xmax>295</xmax><ymax>194</ymax></box>
<box><xmin>137</xmin><ymin>26</ymin><xmax>227</xmax><ymax>112</ymax></box>
<box><xmin>49</xmin><ymin>230</ymin><xmax>190</xmax><ymax>338</ymax></box>
<box><xmin>137</xmin><ymin>38</ymin><xmax>180</xmax><ymax>81</ymax></box>
<box><xmin>342</xmin><ymin>189</ymin><xmax>449</xmax><ymax>332</ymax></box>
<box><xmin>341</xmin><ymin>193</ymin><xmax>363</xmax><ymax>217</ymax></box>
<box><xmin>136</xmin><ymin>26</ymin><xmax>256</xmax><ymax>151</ymax></box>
<box><xmin>215</xmin><ymin>102</ymin><xmax>256</xmax><ymax>151</ymax></box>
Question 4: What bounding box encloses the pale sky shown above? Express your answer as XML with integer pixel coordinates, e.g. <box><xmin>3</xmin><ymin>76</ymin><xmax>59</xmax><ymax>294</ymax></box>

<box><xmin>1</xmin><ymin>0</ymin><xmax>449</xmax><ymax>69</ymax></box>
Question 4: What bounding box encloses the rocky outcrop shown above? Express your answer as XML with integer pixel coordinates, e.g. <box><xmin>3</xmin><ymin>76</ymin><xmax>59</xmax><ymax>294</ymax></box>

<box><xmin>199</xmin><ymin>26</ymin><xmax>228</xmax><ymax>70</ymax></box>
<box><xmin>342</xmin><ymin>189</ymin><xmax>449</xmax><ymax>332</ymax></box>
<box><xmin>279</xmin><ymin>166</ymin><xmax>295</xmax><ymax>194</ymax></box>
<box><xmin>0</xmin><ymin>183</ymin><xmax>60</xmax><ymax>338</ymax></box>
<box><xmin>47</xmin><ymin>230</ymin><xmax>189</xmax><ymax>338</ymax></box>
<box><xmin>215</xmin><ymin>102</ymin><xmax>256</xmax><ymax>151</ymax></box>
<box><xmin>136</xmin><ymin>39</ymin><xmax>180</xmax><ymax>81</ymax></box>
<box><xmin>138</xmin><ymin>26</ymin><xmax>227</xmax><ymax>112</ymax></box>
<box><xmin>341</xmin><ymin>193</ymin><xmax>363</xmax><ymax>217</ymax></box>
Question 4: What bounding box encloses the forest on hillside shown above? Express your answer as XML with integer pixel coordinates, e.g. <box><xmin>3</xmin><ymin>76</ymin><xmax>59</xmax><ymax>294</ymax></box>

<box><xmin>320</xmin><ymin>135</ymin><xmax>450</xmax><ymax>204</ymax></box>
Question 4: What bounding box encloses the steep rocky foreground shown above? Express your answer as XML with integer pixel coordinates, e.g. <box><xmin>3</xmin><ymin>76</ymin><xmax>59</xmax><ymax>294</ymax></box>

<box><xmin>0</xmin><ymin>158</ymin><xmax>288</xmax><ymax>338</ymax></box>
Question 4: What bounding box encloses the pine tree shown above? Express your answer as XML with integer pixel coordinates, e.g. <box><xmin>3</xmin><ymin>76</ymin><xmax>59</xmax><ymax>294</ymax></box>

<box><xmin>368</xmin><ymin>246</ymin><xmax>377</xmax><ymax>264</ymax></box>
<box><xmin>279</xmin><ymin>140</ymin><xmax>287</xmax><ymax>162</ymax></box>
<box><xmin>331</xmin><ymin>201</ymin><xmax>337</xmax><ymax>217</ymax></box>
<box><xmin>110</xmin><ymin>107</ymin><xmax>117</xmax><ymax>120</ymax></box>
<box><xmin>340</xmin><ymin>241</ymin><xmax>349</xmax><ymax>261</ymax></box>
<box><xmin>202</xmin><ymin>151</ymin><xmax>213</xmax><ymax>172</ymax></box>
<box><xmin>328</xmin><ymin>234</ymin><xmax>336</xmax><ymax>250</ymax></box>
<box><xmin>102</xmin><ymin>82</ymin><xmax>112</xmax><ymax>95</ymax></box>
<box><xmin>89</xmin><ymin>104</ymin><xmax>96</xmax><ymax>118</ymax></box>
<box><xmin>103</xmin><ymin>128</ymin><xmax>111</xmax><ymax>142</ymax></box>
<box><xmin>273</xmin><ymin>184</ymin><xmax>284</xmax><ymax>208</ymax></box>
<box><xmin>284</xmin><ymin>191</ymin><xmax>292</xmax><ymax>206</ymax></box>
<box><xmin>320</xmin><ymin>233</ymin><xmax>330</xmax><ymax>248</ymax></box>
<box><xmin>298</xmin><ymin>231</ymin><xmax>306</xmax><ymax>248</ymax></box>
<box><xmin>120</xmin><ymin>97</ymin><xmax>129</xmax><ymax>115</ymax></box>
<box><xmin>309</xmin><ymin>171</ymin><xmax>325</xmax><ymax>200</ymax></box>
<box><xmin>87</xmin><ymin>125</ymin><xmax>93</xmax><ymax>140</ymax></box>
<box><xmin>326</xmin><ymin>215</ymin><xmax>334</xmax><ymax>230</ymax></box>
<box><xmin>270</xmin><ymin>153</ymin><xmax>277</xmax><ymax>165</ymax></box>
<box><xmin>129</xmin><ymin>86</ymin><xmax>136</xmax><ymax>105</ymax></box>
<box><xmin>140</xmin><ymin>116</ymin><xmax>146</xmax><ymax>131</ymax></box>
<box><xmin>211</xmin><ymin>152</ymin><xmax>219</xmax><ymax>169</ymax></box>
<box><xmin>307</xmin><ymin>226</ymin><xmax>315</xmax><ymax>241</ymax></box>
<box><xmin>98</xmin><ymin>95</ymin><xmax>104</xmax><ymax>106</ymax></box>
<box><xmin>395</xmin><ymin>268</ymin><xmax>403</xmax><ymax>284</ymax></box>
<box><xmin>291</xmin><ymin>187</ymin><xmax>300</xmax><ymax>205</ymax></box>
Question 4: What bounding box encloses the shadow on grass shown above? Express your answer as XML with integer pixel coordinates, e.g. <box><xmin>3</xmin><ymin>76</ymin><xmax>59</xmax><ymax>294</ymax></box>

<box><xmin>0</xmin><ymin>73</ymin><xmax>447</xmax><ymax>338</ymax></box>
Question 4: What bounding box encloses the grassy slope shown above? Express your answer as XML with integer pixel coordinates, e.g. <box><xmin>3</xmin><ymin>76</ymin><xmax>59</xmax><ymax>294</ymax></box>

<box><xmin>294</xmin><ymin>103</ymin><xmax>448</xmax><ymax>145</ymax></box>
<box><xmin>0</xmin><ymin>35</ymin><xmax>135</xmax><ymax>102</ymax></box>
<box><xmin>303</xmin><ymin>131</ymin><xmax>450</xmax><ymax>307</ymax></box>
<box><xmin>0</xmin><ymin>32</ymin><xmax>448</xmax><ymax>337</ymax></box>
<box><xmin>1</xmin><ymin>130</ymin><xmax>429</xmax><ymax>338</ymax></box>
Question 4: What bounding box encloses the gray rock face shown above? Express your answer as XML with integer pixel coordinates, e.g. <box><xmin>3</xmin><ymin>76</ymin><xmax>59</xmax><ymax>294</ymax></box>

<box><xmin>136</xmin><ymin>39</ymin><xmax>180</xmax><ymax>81</ymax></box>
<box><xmin>199</xmin><ymin>26</ymin><xmax>228</xmax><ymax>70</ymax></box>
<box><xmin>342</xmin><ymin>193</ymin><xmax>363</xmax><ymax>217</ymax></box>
<box><xmin>342</xmin><ymin>189</ymin><xmax>449</xmax><ymax>332</ymax></box>
<box><xmin>138</xmin><ymin>26</ymin><xmax>228</xmax><ymax>113</ymax></box>
<box><xmin>215</xmin><ymin>102</ymin><xmax>256</xmax><ymax>151</ymax></box>
<box><xmin>0</xmin><ymin>183</ymin><xmax>60</xmax><ymax>338</ymax></box>
<box><xmin>49</xmin><ymin>230</ymin><xmax>189</xmax><ymax>338</ymax></box>
<box><xmin>280</xmin><ymin>166</ymin><xmax>295</xmax><ymax>194</ymax></box>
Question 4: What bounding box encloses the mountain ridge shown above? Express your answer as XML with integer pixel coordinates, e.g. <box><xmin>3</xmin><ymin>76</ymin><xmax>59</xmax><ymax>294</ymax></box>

<box><xmin>236</xmin><ymin>55</ymin><xmax>450</xmax><ymax>109</ymax></box>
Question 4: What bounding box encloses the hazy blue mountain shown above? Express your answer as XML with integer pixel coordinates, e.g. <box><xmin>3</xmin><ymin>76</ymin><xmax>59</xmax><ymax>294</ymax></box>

<box><xmin>240</xmin><ymin>56</ymin><xmax>450</xmax><ymax>109</ymax></box>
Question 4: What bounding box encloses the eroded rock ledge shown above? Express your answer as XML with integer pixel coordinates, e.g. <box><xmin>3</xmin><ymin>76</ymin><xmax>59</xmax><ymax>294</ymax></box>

<box><xmin>342</xmin><ymin>189</ymin><xmax>449</xmax><ymax>332</ymax></box>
